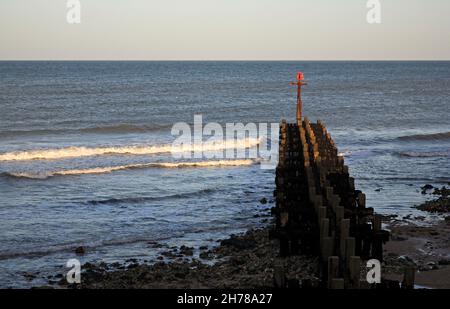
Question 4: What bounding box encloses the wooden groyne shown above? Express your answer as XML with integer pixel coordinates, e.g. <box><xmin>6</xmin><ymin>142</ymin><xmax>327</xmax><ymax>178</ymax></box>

<box><xmin>270</xmin><ymin>72</ymin><xmax>395</xmax><ymax>289</ymax></box>
<box><xmin>272</xmin><ymin>118</ymin><xmax>390</xmax><ymax>288</ymax></box>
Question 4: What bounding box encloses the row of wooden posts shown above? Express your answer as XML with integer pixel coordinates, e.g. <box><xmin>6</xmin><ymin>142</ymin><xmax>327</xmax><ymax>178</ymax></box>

<box><xmin>271</xmin><ymin>118</ymin><xmax>414</xmax><ymax>289</ymax></box>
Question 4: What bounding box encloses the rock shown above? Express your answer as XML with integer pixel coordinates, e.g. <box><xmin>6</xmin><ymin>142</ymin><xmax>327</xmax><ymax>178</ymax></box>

<box><xmin>22</xmin><ymin>272</ymin><xmax>36</xmax><ymax>280</ymax></box>
<box><xmin>161</xmin><ymin>251</ymin><xmax>176</xmax><ymax>258</ymax></box>
<box><xmin>438</xmin><ymin>259</ymin><xmax>450</xmax><ymax>266</ymax></box>
<box><xmin>415</xmin><ymin>195</ymin><xmax>450</xmax><ymax>213</ymax></box>
<box><xmin>422</xmin><ymin>184</ymin><xmax>434</xmax><ymax>190</ymax></box>
<box><xmin>149</xmin><ymin>243</ymin><xmax>166</xmax><ymax>249</ymax></box>
<box><xmin>421</xmin><ymin>184</ymin><xmax>434</xmax><ymax>191</ymax></box>
<box><xmin>418</xmin><ymin>265</ymin><xmax>432</xmax><ymax>271</ymax></box>
<box><xmin>179</xmin><ymin>245</ymin><xmax>194</xmax><ymax>256</ymax></box>
<box><xmin>220</xmin><ymin>235</ymin><xmax>256</xmax><ymax>250</ymax></box>
<box><xmin>398</xmin><ymin>255</ymin><xmax>415</xmax><ymax>266</ymax></box>
<box><xmin>199</xmin><ymin>246</ymin><xmax>208</xmax><ymax>250</ymax></box>
<box><xmin>432</xmin><ymin>186</ymin><xmax>450</xmax><ymax>197</ymax></box>
<box><xmin>380</xmin><ymin>214</ymin><xmax>398</xmax><ymax>221</ymax></box>
<box><xmin>419</xmin><ymin>262</ymin><xmax>439</xmax><ymax>271</ymax></box>
<box><xmin>375</xmin><ymin>188</ymin><xmax>382</xmax><ymax>192</ymax></box>
<box><xmin>259</xmin><ymin>197</ymin><xmax>267</xmax><ymax>204</ymax></box>
<box><xmin>199</xmin><ymin>251</ymin><xmax>214</xmax><ymax>260</ymax></box>
<box><xmin>75</xmin><ymin>246</ymin><xmax>85</xmax><ymax>255</ymax></box>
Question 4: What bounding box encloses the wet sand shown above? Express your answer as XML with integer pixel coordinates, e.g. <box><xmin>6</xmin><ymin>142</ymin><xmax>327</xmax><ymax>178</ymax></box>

<box><xmin>382</xmin><ymin>186</ymin><xmax>450</xmax><ymax>289</ymax></box>
<box><xmin>382</xmin><ymin>219</ymin><xmax>450</xmax><ymax>289</ymax></box>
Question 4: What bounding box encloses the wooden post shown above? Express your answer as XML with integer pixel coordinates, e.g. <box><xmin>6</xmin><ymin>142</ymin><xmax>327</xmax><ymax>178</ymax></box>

<box><xmin>330</xmin><ymin>195</ymin><xmax>340</xmax><ymax>212</ymax></box>
<box><xmin>320</xmin><ymin>219</ymin><xmax>330</xmax><ymax>244</ymax></box>
<box><xmin>308</xmin><ymin>186</ymin><xmax>316</xmax><ymax>200</ymax></box>
<box><xmin>348</xmin><ymin>256</ymin><xmax>361</xmax><ymax>289</ymax></box>
<box><xmin>357</xmin><ymin>193</ymin><xmax>366</xmax><ymax>209</ymax></box>
<box><xmin>402</xmin><ymin>267</ymin><xmax>416</xmax><ymax>290</ymax></box>
<box><xmin>314</xmin><ymin>195</ymin><xmax>323</xmax><ymax>212</ymax></box>
<box><xmin>348</xmin><ymin>177</ymin><xmax>355</xmax><ymax>191</ymax></box>
<box><xmin>318</xmin><ymin>207</ymin><xmax>327</xmax><ymax>224</ymax></box>
<box><xmin>373</xmin><ymin>214</ymin><xmax>382</xmax><ymax>231</ymax></box>
<box><xmin>345</xmin><ymin>237</ymin><xmax>356</xmax><ymax>268</ymax></box>
<box><xmin>326</xmin><ymin>187</ymin><xmax>333</xmax><ymax>200</ymax></box>
<box><xmin>340</xmin><ymin>219</ymin><xmax>350</xmax><ymax>257</ymax></box>
<box><xmin>280</xmin><ymin>212</ymin><xmax>289</xmax><ymax>227</ymax></box>
<box><xmin>321</xmin><ymin>237</ymin><xmax>334</xmax><ymax>263</ymax></box>
<box><xmin>328</xmin><ymin>256</ymin><xmax>340</xmax><ymax>289</ymax></box>
<box><xmin>336</xmin><ymin>206</ymin><xmax>344</xmax><ymax>224</ymax></box>
<box><xmin>330</xmin><ymin>278</ymin><xmax>345</xmax><ymax>289</ymax></box>
<box><xmin>343</xmin><ymin>165</ymin><xmax>349</xmax><ymax>174</ymax></box>
<box><xmin>274</xmin><ymin>261</ymin><xmax>286</xmax><ymax>288</ymax></box>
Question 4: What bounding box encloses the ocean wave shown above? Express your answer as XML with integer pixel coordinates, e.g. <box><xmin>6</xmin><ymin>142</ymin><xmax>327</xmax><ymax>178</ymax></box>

<box><xmin>1</xmin><ymin>159</ymin><xmax>257</xmax><ymax>180</ymax></box>
<box><xmin>398</xmin><ymin>151</ymin><xmax>450</xmax><ymax>158</ymax></box>
<box><xmin>80</xmin><ymin>124</ymin><xmax>172</xmax><ymax>134</ymax></box>
<box><xmin>397</xmin><ymin>131</ymin><xmax>450</xmax><ymax>142</ymax></box>
<box><xmin>87</xmin><ymin>188</ymin><xmax>216</xmax><ymax>205</ymax></box>
<box><xmin>0</xmin><ymin>138</ymin><xmax>260</xmax><ymax>161</ymax></box>
<box><xmin>0</xmin><ymin>124</ymin><xmax>171</xmax><ymax>138</ymax></box>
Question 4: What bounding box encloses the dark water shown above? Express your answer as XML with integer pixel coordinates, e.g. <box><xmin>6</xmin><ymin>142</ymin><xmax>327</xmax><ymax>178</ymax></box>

<box><xmin>0</xmin><ymin>61</ymin><xmax>449</xmax><ymax>287</ymax></box>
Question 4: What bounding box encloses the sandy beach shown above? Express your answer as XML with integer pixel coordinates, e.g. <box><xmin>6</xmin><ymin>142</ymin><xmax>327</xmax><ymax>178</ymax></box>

<box><xmin>382</xmin><ymin>186</ymin><xmax>450</xmax><ymax>289</ymax></box>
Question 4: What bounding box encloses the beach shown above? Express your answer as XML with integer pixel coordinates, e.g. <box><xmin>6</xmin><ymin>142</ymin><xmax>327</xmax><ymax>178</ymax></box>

<box><xmin>1</xmin><ymin>61</ymin><xmax>449</xmax><ymax>288</ymax></box>
<box><xmin>29</xmin><ymin>185</ymin><xmax>449</xmax><ymax>289</ymax></box>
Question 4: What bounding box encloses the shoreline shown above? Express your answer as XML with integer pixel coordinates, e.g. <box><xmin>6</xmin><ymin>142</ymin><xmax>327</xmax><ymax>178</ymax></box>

<box><xmin>35</xmin><ymin>185</ymin><xmax>450</xmax><ymax>289</ymax></box>
<box><xmin>382</xmin><ymin>185</ymin><xmax>450</xmax><ymax>289</ymax></box>
<box><xmin>382</xmin><ymin>218</ymin><xmax>450</xmax><ymax>289</ymax></box>
<box><xmin>46</xmin><ymin>227</ymin><xmax>319</xmax><ymax>289</ymax></box>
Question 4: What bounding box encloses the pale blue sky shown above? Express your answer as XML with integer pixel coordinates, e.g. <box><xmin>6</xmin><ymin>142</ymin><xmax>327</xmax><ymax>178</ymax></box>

<box><xmin>0</xmin><ymin>0</ymin><xmax>449</xmax><ymax>60</ymax></box>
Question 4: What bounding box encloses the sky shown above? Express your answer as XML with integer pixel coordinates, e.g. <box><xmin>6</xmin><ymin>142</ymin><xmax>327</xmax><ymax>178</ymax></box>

<box><xmin>0</xmin><ymin>0</ymin><xmax>449</xmax><ymax>60</ymax></box>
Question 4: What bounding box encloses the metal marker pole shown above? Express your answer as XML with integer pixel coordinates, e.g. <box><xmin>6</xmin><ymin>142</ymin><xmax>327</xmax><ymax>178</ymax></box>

<box><xmin>290</xmin><ymin>72</ymin><xmax>307</xmax><ymax>127</ymax></box>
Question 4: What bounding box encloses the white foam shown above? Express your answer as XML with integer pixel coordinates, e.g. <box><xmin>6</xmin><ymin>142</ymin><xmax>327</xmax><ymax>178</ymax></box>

<box><xmin>6</xmin><ymin>159</ymin><xmax>257</xmax><ymax>179</ymax></box>
<box><xmin>0</xmin><ymin>138</ymin><xmax>260</xmax><ymax>161</ymax></box>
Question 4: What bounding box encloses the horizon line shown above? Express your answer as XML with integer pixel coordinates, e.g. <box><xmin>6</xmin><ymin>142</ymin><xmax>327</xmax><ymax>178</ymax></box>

<box><xmin>1</xmin><ymin>59</ymin><xmax>450</xmax><ymax>62</ymax></box>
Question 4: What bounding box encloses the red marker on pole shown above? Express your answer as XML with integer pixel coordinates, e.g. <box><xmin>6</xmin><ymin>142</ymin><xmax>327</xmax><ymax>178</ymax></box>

<box><xmin>290</xmin><ymin>72</ymin><xmax>307</xmax><ymax>126</ymax></box>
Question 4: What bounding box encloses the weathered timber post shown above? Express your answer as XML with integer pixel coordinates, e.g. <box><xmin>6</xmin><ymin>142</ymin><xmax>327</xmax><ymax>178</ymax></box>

<box><xmin>274</xmin><ymin>260</ymin><xmax>286</xmax><ymax>288</ymax></box>
<box><xmin>348</xmin><ymin>256</ymin><xmax>361</xmax><ymax>289</ymax></box>
<box><xmin>328</xmin><ymin>256</ymin><xmax>340</xmax><ymax>288</ymax></box>
<box><xmin>402</xmin><ymin>267</ymin><xmax>416</xmax><ymax>289</ymax></box>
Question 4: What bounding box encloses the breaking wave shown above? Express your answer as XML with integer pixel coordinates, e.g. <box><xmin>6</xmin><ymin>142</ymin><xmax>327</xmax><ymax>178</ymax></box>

<box><xmin>0</xmin><ymin>138</ymin><xmax>260</xmax><ymax>161</ymax></box>
<box><xmin>397</xmin><ymin>131</ymin><xmax>450</xmax><ymax>142</ymax></box>
<box><xmin>398</xmin><ymin>151</ymin><xmax>450</xmax><ymax>158</ymax></box>
<box><xmin>87</xmin><ymin>188</ymin><xmax>216</xmax><ymax>205</ymax></box>
<box><xmin>1</xmin><ymin>159</ymin><xmax>257</xmax><ymax>180</ymax></box>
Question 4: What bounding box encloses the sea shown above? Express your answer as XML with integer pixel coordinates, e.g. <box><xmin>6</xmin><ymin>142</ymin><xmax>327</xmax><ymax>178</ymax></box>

<box><xmin>0</xmin><ymin>61</ymin><xmax>449</xmax><ymax>288</ymax></box>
